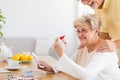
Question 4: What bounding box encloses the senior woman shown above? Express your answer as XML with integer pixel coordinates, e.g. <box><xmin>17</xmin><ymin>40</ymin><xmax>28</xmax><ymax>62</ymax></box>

<box><xmin>38</xmin><ymin>14</ymin><xmax>120</xmax><ymax>80</ymax></box>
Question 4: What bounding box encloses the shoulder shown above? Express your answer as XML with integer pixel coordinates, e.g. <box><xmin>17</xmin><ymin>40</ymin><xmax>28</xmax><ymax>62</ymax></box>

<box><xmin>93</xmin><ymin>51</ymin><xmax>118</xmax><ymax>61</ymax></box>
<box><xmin>89</xmin><ymin>52</ymin><xmax>118</xmax><ymax>65</ymax></box>
<box><xmin>95</xmin><ymin>51</ymin><xmax>117</xmax><ymax>56</ymax></box>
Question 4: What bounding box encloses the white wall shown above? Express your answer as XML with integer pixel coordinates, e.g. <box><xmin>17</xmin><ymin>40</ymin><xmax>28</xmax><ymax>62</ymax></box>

<box><xmin>0</xmin><ymin>0</ymin><xmax>78</xmax><ymax>56</ymax></box>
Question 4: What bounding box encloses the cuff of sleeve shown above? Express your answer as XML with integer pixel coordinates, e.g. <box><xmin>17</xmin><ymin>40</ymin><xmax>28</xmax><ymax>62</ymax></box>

<box><xmin>52</xmin><ymin>63</ymin><xmax>63</xmax><ymax>73</ymax></box>
<box><xmin>52</xmin><ymin>66</ymin><xmax>59</xmax><ymax>73</ymax></box>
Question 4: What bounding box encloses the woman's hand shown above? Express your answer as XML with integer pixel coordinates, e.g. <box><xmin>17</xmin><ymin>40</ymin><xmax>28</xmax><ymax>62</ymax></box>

<box><xmin>37</xmin><ymin>61</ymin><xmax>54</xmax><ymax>73</ymax></box>
<box><xmin>53</xmin><ymin>38</ymin><xmax>67</xmax><ymax>57</ymax></box>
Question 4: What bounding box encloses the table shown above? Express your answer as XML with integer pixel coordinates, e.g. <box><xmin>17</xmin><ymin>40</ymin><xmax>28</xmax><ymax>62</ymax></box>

<box><xmin>0</xmin><ymin>55</ymin><xmax>77</xmax><ymax>80</ymax></box>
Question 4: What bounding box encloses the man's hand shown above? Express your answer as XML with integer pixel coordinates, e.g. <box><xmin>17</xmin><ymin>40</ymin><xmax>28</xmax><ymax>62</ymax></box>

<box><xmin>114</xmin><ymin>40</ymin><xmax>120</xmax><ymax>50</ymax></box>
<box><xmin>96</xmin><ymin>40</ymin><xmax>117</xmax><ymax>52</ymax></box>
<box><xmin>79</xmin><ymin>40</ymin><xmax>117</xmax><ymax>52</ymax></box>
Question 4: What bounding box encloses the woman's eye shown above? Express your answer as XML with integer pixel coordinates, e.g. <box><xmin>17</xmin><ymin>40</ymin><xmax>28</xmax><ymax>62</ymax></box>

<box><xmin>74</xmin><ymin>31</ymin><xmax>80</xmax><ymax>34</ymax></box>
<box><xmin>75</xmin><ymin>29</ymin><xmax>87</xmax><ymax>34</ymax></box>
<box><xmin>77</xmin><ymin>31</ymin><xmax>80</xmax><ymax>33</ymax></box>
<box><xmin>82</xmin><ymin>29</ymin><xmax>87</xmax><ymax>32</ymax></box>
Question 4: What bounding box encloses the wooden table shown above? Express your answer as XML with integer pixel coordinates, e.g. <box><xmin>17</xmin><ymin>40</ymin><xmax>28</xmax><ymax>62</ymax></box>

<box><xmin>0</xmin><ymin>55</ymin><xmax>77</xmax><ymax>80</ymax></box>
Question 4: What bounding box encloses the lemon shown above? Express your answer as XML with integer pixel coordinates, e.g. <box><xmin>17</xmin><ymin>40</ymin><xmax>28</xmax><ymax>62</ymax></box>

<box><xmin>16</xmin><ymin>53</ymin><xmax>22</xmax><ymax>57</ymax></box>
<box><xmin>21</xmin><ymin>54</ymin><xmax>28</xmax><ymax>61</ymax></box>
<box><xmin>12</xmin><ymin>55</ymin><xmax>21</xmax><ymax>61</ymax></box>
<box><xmin>28</xmin><ymin>55</ymin><xmax>33</xmax><ymax>61</ymax></box>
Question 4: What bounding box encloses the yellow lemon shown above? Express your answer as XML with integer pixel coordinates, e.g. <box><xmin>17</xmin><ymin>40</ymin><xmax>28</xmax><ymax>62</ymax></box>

<box><xmin>21</xmin><ymin>54</ymin><xmax>28</xmax><ymax>61</ymax></box>
<box><xmin>12</xmin><ymin>55</ymin><xmax>20</xmax><ymax>61</ymax></box>
<box><xmin>28</xmin><ymin>55</ymin><xmax>33</xmax><ymax>61</ymax></box>
<box><xmin>16</xmin><ymin>53</ymin><xmax>22</xmax><ymax>57</ymax></box>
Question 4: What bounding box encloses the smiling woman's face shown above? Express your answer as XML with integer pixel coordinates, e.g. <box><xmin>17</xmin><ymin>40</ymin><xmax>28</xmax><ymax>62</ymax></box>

<box><xmin>76</xmin><ymin>23</ymin><xmax>96</xmax><ymax>46</ymax></box>
<box><xmin>74</xmin><ymin>14</ymin><xmax>101</xmax><ymax>46</ymax></box>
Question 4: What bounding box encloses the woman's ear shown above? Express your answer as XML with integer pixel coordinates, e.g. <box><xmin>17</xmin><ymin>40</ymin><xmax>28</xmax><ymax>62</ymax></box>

<box><xmin>95</xmin><ymin>28</ymin><xmax>99</xmax><ymax>33</ymax></box>
<box><xmin>92</xmin><ymin>27</ymin><xmax>99</xmax><ymax>35</ymax></box>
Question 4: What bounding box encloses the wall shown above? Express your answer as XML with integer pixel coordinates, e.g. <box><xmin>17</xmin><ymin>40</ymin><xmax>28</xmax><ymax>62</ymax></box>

<box><xmin>0</xmin><ymin>0</ymin><xmax>78</xmax><ymax>56</ymax></box>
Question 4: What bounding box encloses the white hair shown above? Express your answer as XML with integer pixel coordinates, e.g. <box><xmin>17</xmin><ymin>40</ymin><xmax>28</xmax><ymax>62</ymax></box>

<box><xmin>74</xmin><ymin>14</ymin><xmax>101</xmax><ymax>29</ymax></box>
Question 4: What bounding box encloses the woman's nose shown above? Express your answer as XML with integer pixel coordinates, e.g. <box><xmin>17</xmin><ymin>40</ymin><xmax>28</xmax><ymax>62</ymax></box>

<box><xmin>78</xmin><ymin>32</ymin><xmax>84</xmax><ymax>38</ymax></box>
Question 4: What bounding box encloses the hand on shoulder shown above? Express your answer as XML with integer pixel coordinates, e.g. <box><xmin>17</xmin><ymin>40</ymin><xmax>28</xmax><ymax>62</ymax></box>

<box><xmin>96</xmin><ymin>40</ymin><xmax>117</xmax><ymax>53</ymax></box>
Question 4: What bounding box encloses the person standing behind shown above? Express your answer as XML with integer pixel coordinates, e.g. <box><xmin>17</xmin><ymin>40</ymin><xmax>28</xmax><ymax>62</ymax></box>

<box><xmin>81</xmin><ymin>0</ymin><xmax>120</xmax><ymax>66</ymax></box>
